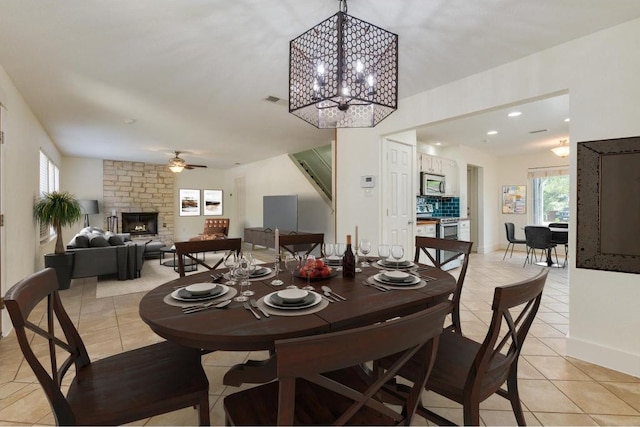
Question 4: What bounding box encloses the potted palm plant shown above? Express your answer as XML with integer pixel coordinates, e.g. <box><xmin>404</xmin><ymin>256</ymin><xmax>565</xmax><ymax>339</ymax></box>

<box><xmin>33</xmin><ymin>191</ymin><xmax>82</xmax><ymax>289</ymax></box>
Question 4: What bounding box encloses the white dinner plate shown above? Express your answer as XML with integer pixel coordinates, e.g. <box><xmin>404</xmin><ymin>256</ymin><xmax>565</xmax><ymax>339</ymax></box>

<box><xmin>373</xmin><ymin>273</ymin><xmax>420</xmax><ymax>286</ymax></box>
<box><xmin>263</xmin><ymin>291</ymin><xmax>322</xmax><ymax>310</ymax></box>
<box><xmin>171</xmin><ymin>284</ymin><xmax>229</xmax><ymax>302</ymax></box>
<box><xmin>185</xmin><ymin>282</ymin><xmax>218</xmax><ymax>295</ymax></box>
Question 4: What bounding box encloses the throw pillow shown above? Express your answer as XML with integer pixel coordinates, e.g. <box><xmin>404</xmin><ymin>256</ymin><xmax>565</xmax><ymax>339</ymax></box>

<box><xmin>89</xmin><ymin>234</ymin><xmax>110</xmax><ymax>247</ymax></box>
<box><xmin>68</xmin><ymin>233</ymin><xmax>90</xmax><ymax>248</ymax></box>
<box><xmin>108</xmin><ymin>234</ymin><xmax>125</xmax><ymax>246</ymax></box>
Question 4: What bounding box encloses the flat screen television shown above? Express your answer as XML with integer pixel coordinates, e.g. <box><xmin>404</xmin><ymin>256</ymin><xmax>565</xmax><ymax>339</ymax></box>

<box><xmin>263</xmin><ymin>195</ymin><xmax>298</xmax><ymax>232</ymax></box>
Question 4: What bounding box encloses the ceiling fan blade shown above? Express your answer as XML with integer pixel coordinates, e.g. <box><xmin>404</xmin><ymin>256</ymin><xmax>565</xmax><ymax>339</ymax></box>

<box><xmin>184</xmin><ymin>164</ymin><xmax>207</xmax><ymax>169</ymax></box>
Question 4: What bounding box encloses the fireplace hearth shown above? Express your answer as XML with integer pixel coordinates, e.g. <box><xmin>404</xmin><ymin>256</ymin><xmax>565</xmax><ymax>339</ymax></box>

<box><xmin>122</xmin><ymin>212</ymin><xmax>158</xmax><ymax>236</ymax></box>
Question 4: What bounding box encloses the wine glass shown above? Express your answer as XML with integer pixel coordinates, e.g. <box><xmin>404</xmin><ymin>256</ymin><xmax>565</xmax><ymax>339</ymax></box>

<box><xmin>233</xmin><ymin>256</ymin><xmax>250</xmax><ymax>302</ymax></box>
<box><xmin>223</xmin><ymin>251</ymin><xmax>238</xmax><ymax>286</ymax></box>
<box><xmin>302</xmin><ymin>254</ymin><xmax>316</xmax><ymax>291</ymax></box>
<box><xmin>391</xmin><ymin>245</ymin><xmax>404</xmax><ymax>269</ymax></box>
<box><xmin>359</xmin><ymin>239</ymin><xmax>371</xmax><ymax>267</ymax></box>
<box><xmin>335</xmin><ymin>243</ymin><xmax>346</xmax><ymax>271</ymax></box>
<box><xmin>284</xmin><ymin>254</ymin><xmax>300</xmax><ymax>289</ymax></box>
<box><xmin>322</xmin><ymin>242</ymin><xmax>335</xmax><ymax>259</ymax></box>
<box><xmin>378</xmin><ymin>244</ymin><xmax>390</xmax><ymax>265</ymax></box>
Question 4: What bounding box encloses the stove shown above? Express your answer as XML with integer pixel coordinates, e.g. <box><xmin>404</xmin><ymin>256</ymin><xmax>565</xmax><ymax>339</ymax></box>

<box><xmin>437</xmin><ymin>217</ymin><xmax>460</xmax><ymax>224</ymax></box>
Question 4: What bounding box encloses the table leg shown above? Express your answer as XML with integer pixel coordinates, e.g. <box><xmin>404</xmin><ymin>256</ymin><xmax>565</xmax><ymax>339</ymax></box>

<box><xmin>223</xmin><ymin>353</ymin><xmax>276</xmax><ymax>386</ymax></box>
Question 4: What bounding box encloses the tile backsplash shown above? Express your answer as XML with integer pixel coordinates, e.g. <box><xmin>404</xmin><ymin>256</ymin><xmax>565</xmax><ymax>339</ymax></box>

<box><xmin>417</xmin><ymin>196</ymin><xmax>460</xmax><ymax>217</ymax></box>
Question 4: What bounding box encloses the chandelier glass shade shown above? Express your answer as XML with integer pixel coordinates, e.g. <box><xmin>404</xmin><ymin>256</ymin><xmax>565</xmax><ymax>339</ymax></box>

<box><xmin>551</xmin><ymin>139</ymin><xmax>570</xmax><ymax>157</ymax></box>
<box><xmin>289</xmin><ymin>0</ymin><xmax>398</xmax><ymax>128</ymax></box>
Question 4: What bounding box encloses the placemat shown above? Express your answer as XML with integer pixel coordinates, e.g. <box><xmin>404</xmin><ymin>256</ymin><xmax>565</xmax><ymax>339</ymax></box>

<box><xmin>364</xmin><ymin>276</ymin><xmax>426</xmax><ymax>290</ymax></box>
<box><xmin>163</xmin><ymin>287</ymin><xmax>238</xmax><ymax>307</ymax></box>
<box><xmin>223</xmin><ymin>270</ymin><xmax>276</xmax><ymax>282</ymax></box>
<box><xmin>256</xmin><ymin>294</ymin><xmax>329</xmax><ymax>316</ymax></box>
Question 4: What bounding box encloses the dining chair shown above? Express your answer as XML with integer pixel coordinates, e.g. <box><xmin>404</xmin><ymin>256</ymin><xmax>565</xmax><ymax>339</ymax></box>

<box><xmin>414</xmin><ymin>236</ymin><xmax>473</xmax><ymax>335</ymax></box>
<box><xmin>223</xmin><ymin>302</ymin><xmax>450</xmax><ymax>426</ymax></box>
<box><xmin>377</xmin><ymin>269</ymin><xmax>548</xmax><ymax>426</ymax></box>
<box><xmin>4</xmin><ymin>268</ymin><xmax>210</xmax><ymax>426</ymax></box>
<box><xmin>523</xmin><ymin>226</ymin><xmax>559</xmax><ymax>268</ymax></box>
<box><xmin>503</xmin><ymin>222</ymin><xmax>527</xmax><ymax>260</ymax></box>
<box><xmin>174</xmin><ymin>237</ymin><xmax>242</xmax><ymax>277</ymax></box>
<box><xmin>548</xmin><ymin>222</ymin><xmax>569</xmax><ymax>267</ymax></box>
<box><xmin>278</xmin><ymin>232</ymin><xmax>325</xmax><ymax>259</ymax></box>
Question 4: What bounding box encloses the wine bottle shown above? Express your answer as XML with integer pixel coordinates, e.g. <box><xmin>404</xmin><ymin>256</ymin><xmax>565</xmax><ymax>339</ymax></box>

<box><xmin>342</xmin><ymin>234</ymin><xmax>356</xmax><ymax>278</ymax></box>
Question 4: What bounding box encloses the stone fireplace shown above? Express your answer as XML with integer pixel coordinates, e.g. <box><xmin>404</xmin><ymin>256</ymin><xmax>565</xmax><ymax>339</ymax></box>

<box><xmin>103</xmin><ymin>160</ymin><xmax>174</xmax><ymax>246</ymax></box>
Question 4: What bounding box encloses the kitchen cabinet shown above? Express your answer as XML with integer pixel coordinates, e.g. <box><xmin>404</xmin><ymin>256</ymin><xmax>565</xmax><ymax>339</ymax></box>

<box><xmin>419</xmin><ymin>154</ymin><xmax>443</xmax><ymax>175</ymax></box>
<box><xmin>416</xmin><ymin>222</ymin><xmax>437</xmax><ymax>265</ymax></box>
<box><xmin>441</xmin><ymin>158</ymin><xmax>458</xmax><ymax>196</ymax></box>
<box><xmin>459</xmin><ymin>219</ymin><xmax>470</xmax><ymax>241</ymax></box>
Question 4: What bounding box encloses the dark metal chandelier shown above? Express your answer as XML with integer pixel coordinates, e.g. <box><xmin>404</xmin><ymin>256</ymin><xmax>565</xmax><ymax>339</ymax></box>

<box><xmin>289</xmin><ymin>0</ymin><xmax>398</xmax><ymax>128</ymax></box>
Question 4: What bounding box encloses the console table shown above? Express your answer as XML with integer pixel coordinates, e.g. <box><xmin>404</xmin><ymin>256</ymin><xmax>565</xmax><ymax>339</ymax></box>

<box><xmin>244</xmin><ymin>228</ymin><xmax>313</xmax><ymax>250</ymax></box>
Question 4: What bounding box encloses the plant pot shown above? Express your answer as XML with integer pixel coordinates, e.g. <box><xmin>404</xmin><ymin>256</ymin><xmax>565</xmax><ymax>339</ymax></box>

<box><xmin>44</xmin><ymin>252</ymin><xmax>75</xmax><ymax>290</ymax></box>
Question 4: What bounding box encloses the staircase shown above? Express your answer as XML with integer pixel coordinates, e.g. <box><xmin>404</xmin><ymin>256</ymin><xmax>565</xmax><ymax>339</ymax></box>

<box><xmin>290</xmin><ymin>144</ymin><xmax>332</xmax><ymax>203</ymax></box>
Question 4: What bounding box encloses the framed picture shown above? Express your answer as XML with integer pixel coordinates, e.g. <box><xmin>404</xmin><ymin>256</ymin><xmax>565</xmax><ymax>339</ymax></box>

<box><xmin>203</xmin><ymin>189</ymin><xmax>223</xmax><ymax>216</ymax></box>
<box><xmin>179</xmin><ymin>189</ymin><xmax>200</xmax><ymax>216</ymax></box>
<box><xmin>576</xmin><ymin>136</ymin><xmax>640</xmax><ymax>274</ymax></box>
<box><xmin>501</xmin><ymin>185</ymin><xmax>526</xmax><ymax>214</ymax></box>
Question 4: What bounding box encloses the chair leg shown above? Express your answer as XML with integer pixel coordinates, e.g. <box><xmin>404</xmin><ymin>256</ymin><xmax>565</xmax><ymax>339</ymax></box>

<box><xmin>522</xmin><ymin>247</ymin><xmax>530</xmax><ymax>268</ymax></box>
<box><xmin>462</xmin><ymin>398</ymin><xmax>481</xmax><ymax>426</ymax></box>
<box><xmin>198</xmin><ymin>393</ymin><xmax>210</xmax><ymax>426</ymax></box>
<box><xmin>503</xmin><ymin>243</ymin><xmax>512</xmax><ymax>260</ymax></box>
<box><xmin>506</xmin><ymin>372</ymin><xmax>526</xmax><ymax>426</ymax></box>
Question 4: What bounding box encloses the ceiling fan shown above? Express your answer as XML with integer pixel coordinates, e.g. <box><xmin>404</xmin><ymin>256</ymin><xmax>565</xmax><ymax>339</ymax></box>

<box><xmin>168</xmin><ymin>151</ymin><xmax>207</xmax><ymax>173</ymax></box>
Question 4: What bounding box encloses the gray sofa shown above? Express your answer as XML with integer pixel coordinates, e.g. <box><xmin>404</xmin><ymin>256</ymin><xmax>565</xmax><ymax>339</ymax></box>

<box><xmin>66</xmin><ymin>227</ymin><xmax>145</xmax><ymax>280</ymax></box>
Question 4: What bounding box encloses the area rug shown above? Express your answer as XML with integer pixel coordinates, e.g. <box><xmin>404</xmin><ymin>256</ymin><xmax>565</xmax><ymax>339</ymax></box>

<box><xmin>95</xmin><ymin>254</ymin><xmax>225</xmax><ymax>298</ymax></box>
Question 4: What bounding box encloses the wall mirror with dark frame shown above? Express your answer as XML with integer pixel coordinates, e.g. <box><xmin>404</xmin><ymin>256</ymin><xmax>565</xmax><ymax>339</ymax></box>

<box><xmin>576</xmin><ymin>136</ymin><xmax>640</xmax><ymax>274</ymax></box>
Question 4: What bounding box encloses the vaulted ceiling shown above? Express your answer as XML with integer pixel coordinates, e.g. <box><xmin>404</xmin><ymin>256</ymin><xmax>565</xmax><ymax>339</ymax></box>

<box><xmin>2</xmin><ymin>1</ymin><xmax>640</xmax><ymax>167</ymax></box>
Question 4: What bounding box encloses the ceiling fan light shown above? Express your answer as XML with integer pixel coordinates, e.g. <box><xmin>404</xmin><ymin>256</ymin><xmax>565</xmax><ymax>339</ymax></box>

<box><xmin>169</xmin><ymin>164</ymin><xmax>184</xmax><ymax>173</ymax></box>
<box><xmin>551</xmin><ymin>139</ymin><xmax>570</xmax><ymax>157</ymax></box>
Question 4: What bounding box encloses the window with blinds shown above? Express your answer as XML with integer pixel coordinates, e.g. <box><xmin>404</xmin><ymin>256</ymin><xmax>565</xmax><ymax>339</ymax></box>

<box><xmin>39</xmin><ymin>150</ymin><xmax>60</xmax><ymax>241</ymax></box>
<box><xmin>528</xmin><ymin>166</ymin><xmax>569</xmax><ymax>225</ymax></box>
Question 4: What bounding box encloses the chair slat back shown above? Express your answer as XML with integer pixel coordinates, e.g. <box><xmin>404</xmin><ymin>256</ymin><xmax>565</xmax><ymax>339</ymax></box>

<box><xmin>505</xmin><ymin>222</ymin><xmax>516</xmax><ymax>242</ymax></box>
<box><xmin>414</xmin><ymin>236</ymin><xmax>473</xmax><ymax>334</ymax></box>
<box><xmin>468</xmin><ymin>270</ymin><xmax>548</xmax><ymax>396</ymax></box>
<box><xmin>274</xmin><ymin>303</ymin><xmax>450</xmax><ymax>425</ymax></box>
<box><xmin>174</xmin><ymin>237</ymin><xmax>242</xmax><ymax>277</ymax></box>
<box><xmin>202</xmin><ymin>217</ymin><xmax>229</xmax><ymax>237</ymax></box>
<box><xmin>4</xmin><ymin>268</ymin><xmax>90</xmax><ymax>425</ymax></box>
<box><xmin>278</xmin><ymin>233</ymin><xmax>324</xmax><ymax>258</ymax></box>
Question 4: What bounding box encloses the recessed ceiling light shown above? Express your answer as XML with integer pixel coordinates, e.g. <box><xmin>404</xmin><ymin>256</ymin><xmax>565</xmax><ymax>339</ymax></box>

<box><xmin>123</xmin><ymin>118</ymin><xmax>136</xmax><ymax>125</ymax></box>
<box><xmin>564</xmin><ymin>118</ymin><xmax>570</xmax><ymax>122</ymax></box>
<box><xmin>508</xmin><ymin>111</ymin><xmax>522</xmax><ymax>117</ymax></box>
<box><xmin>487</xmin><ymin>130</ymin><xmax>498</xmax><ymax>135</ymax></box>
<box><xmin>434</xmin><ymin>142</ymin><xmax>442</xmax><ymax>146</ymax></box>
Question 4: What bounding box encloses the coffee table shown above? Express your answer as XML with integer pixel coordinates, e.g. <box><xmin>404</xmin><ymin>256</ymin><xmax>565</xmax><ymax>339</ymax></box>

<box><xmin>160</xmin><ymin>247</ymin><xmax>200</xmax><ymax>272</ymax></box>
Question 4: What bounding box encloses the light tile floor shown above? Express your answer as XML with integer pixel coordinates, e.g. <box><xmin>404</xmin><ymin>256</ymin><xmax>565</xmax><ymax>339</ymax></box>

<box><xmin>0</xmin><ymin>249</ymin><xmax>638</xmax><ymax>426</ymax></box>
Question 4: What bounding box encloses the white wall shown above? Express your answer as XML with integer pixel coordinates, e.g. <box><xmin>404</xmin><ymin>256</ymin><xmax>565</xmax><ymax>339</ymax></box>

<box><xmin>224</xmin><ymin>154</ymin><xmax>334</xmax><ymax>241</ymax></box>
<box><xmin>336</xmin><ymin>18</ymin><xmax>640</xmax><ymax>376</ymax></box>
<box><xmin>0</xmin><ymin>65</ymin><xmax>62</xmax><ymax>336</ymax></box>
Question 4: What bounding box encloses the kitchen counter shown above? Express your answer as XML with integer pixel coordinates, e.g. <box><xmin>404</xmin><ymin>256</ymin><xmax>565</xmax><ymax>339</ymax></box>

<box><xmin>417</xmin><ymin>219</ymin><xmax>439</xmax><ymax>225</ymax></box>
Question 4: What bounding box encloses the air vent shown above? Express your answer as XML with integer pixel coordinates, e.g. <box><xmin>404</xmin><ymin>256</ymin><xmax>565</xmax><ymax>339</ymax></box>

<box><xmin>529</xmin><ymin>129</ymin><xmax>548</xmax><ymax>134</ymax></box>
<box><xmin>264</xmin><ymin>96</ymin><xmax>281</xmax><ymax>103</ymax></box>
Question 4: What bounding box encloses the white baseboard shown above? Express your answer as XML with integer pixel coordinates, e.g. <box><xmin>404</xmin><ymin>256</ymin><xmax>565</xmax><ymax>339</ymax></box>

<box><xmin>567</xmin><ymin>335</ymin><xmax>640</xmax><ymax>378</ymax></box>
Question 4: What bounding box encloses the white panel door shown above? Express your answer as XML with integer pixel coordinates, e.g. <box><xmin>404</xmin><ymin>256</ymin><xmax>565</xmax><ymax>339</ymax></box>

<box><xmin>383</xmin><ymin>140</ymin><xmax>414</xmax><ymax>257</ymax></box>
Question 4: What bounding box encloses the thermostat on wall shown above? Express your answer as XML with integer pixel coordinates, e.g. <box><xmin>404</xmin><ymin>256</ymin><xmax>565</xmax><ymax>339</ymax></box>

<box><xmin>361</xmin><ymin>175</ymin><xmax>375</xmax><ymax>188</ymax></box>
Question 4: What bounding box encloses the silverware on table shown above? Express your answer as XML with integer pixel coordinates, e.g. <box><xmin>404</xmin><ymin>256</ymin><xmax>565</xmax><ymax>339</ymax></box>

<box><xmin>182</xmin><ymin>299</ymin><xmax>231</xmax><ymax>314</ymax></box>
<box><xmin>321</xmin><ymin>285</ymin><xmax>346</xmax><ymax>301</ymax></box>
<box><xmin>243</xmin><ymin>301</ymin><xmax>261</xmax><ymax>319</ymax></box>
<box><xmin>321</xmin><ymin>295</ymin><xmax>334</xmax><ymax>303</ymax></box>
<box><xmin>362</xmin><ymin>281</ymin><xmax>390</xmax><ymax>292</ymax></box>
<box><xmin>250</xmin><ymin>298</ymin><xmax>270</xmax><ymax>317</ymax></box>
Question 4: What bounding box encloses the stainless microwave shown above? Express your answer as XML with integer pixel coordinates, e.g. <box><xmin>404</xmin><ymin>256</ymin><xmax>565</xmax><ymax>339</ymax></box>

<box><xmin>421</xmin><ymin>172</ymin><xmax>446</xmax><ymax>195</ymax></box>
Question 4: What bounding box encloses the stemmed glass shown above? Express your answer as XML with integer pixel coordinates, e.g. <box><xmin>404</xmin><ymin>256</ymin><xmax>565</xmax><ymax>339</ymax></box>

<box><xmin>335</xmin><ymin>243</ymin><xmax>346</xmax><ymax>271</ymax></box>
<box><xmin>322</xmin><ymin>243</ymin><xmax>335</xmax><ymax>260</ymax></box>
<box><xmin>233</xmin><ymin>255</ymin><xmax>250</xmax><ymax>302</ymax></box>
<box><xmin>302</xmin><ymin>254</ymin><xmax>316</xmax><ymax>291</ymax></box>
<box><xmin>223</xmin><ymin>251</ymin><xmax>238</xmax><ymax>286</ymax></box>
<box><xmin>359</xmin><ymin>239</ymin><xmax>371</xmax><ymax>267</ymax></box>
<box><xmin>284</xmin><ymin>254</ymin><xmax>300</xmax><ymax>289</ymax></box>
<box><xmin>378</xmin><ymin>244</ymin><xmax>390</xmax><ymax>265</ymax></box>
<box><xmin>391</xmin><ymin>245</ymin><xmax>404</xmax><ymax>269</ymax></box>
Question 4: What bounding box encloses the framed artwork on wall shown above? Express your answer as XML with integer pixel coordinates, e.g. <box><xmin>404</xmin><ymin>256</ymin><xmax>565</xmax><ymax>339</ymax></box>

<box><xmin>576</xmin><ymin>136</ymin><xmax>640</xmax><ymax>274</ymax></box>
<box><xmin>203</xmin><ymin>189</ymin><xmax>223</xmax><ymax>216</ymax></box>
<box><xmin>501</xmin><ymin>185</ymin><xmax>526</xmax><ymax>214</ymax></box>
<box><xmin>179</xmin><ymin>189</ymin><xmax>200</xmax><ymax>216</ymax></box>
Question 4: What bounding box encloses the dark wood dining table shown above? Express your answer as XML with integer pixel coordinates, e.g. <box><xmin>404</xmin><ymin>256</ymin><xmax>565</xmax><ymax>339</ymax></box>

<box><xmin>139</xmin><ymin>261</ymin><xmax>456</xmax><ymax>385</ymax></box>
